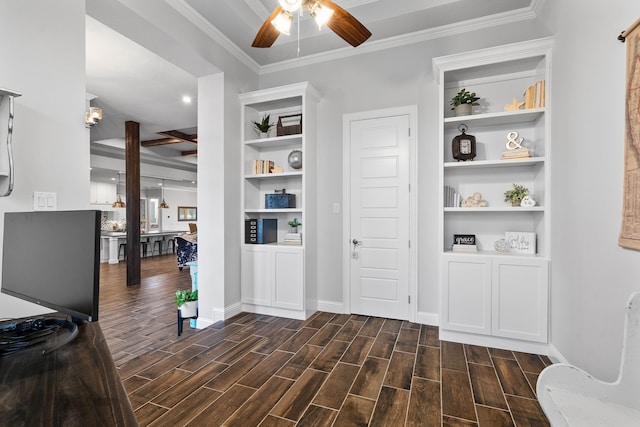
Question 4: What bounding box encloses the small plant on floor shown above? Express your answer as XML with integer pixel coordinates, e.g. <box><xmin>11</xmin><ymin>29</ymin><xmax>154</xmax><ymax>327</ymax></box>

<box><xmin>174</xmin><ymin>289</ymin><xmax>198</xmax><ymax>307</ymax></box>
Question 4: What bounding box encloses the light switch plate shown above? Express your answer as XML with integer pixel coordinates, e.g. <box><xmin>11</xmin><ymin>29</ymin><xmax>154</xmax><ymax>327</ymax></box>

<box><xmin>33</xmin><ymin>192</ymin><xmax>57</xmax><ymax>211</ymax></box>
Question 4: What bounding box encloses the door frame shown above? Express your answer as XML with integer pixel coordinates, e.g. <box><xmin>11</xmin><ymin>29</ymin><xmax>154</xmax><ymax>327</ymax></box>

<box><xmin>342</xmin><ymin>105</ymin><xmax>418</xmax><ymax>322</ymax></box>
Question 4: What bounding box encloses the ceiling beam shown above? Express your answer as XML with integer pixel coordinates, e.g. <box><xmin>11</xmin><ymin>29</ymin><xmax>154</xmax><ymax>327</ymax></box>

<box><xmin>157</xmin><ymin>130</ymin><xmax>198</xmax><ymax>144</ymax></box>
<box><xmin>181</xmin><ymin>150</ymin><xmax>198</xmax><ymax>156</ymax></box>
<box><xmin>141</xmin><ymin>137</ymin><xmax>182</xmax><ymax>147</ymax></box>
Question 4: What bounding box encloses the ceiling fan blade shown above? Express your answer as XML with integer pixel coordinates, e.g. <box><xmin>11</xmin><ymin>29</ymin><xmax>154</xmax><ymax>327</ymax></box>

<box><xmin>252</xmin><ymin>6</ymin><xmax>283</xmax><ymax>48</ymax></box>
<box><xmin>323</xmin><ymin>0</ymin><xmax>371</xmax><ymax>47</ymax></box>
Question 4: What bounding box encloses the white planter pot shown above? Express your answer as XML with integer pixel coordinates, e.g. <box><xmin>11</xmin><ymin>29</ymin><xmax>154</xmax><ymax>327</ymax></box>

<box><xmin>454</xmin><ymin>104</ymin><xmax>472</xmax><ymax>116</ymax></box>
<box><xmin>179</xmin><ymin>301</ymin><xmax>197</xmax><ymax>318</ymax></box>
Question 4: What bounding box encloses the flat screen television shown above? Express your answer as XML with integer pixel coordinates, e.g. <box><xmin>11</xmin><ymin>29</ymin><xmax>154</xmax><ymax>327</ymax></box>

<box><xmin>1</xmin><ymin>210</ymin><xmax>101</xmax><ymax>322</ymax></box>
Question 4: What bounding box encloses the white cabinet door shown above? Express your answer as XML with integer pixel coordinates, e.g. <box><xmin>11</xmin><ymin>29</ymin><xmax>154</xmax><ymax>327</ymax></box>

<box><xmin>241</xmin><ymin>247</ymin><xmax>272</xmax><ymax>306</ymax></box>
<box><xmin>441</xmin><ymin>254</ymin><xmax>492</xmax><ymax>335</ymax></box>
<box><xmin>273</xmin><ymin>248</ymin><xmax>303</xmax><ymax>310</ymax></box>
<box><xmin>90</xmin><ymin>182</ymin><xmax>116</xmax><ymax>204</ymax></box>
<box><xmin>492</xmin><ymin>257</ymin><xmax>548</xmax><ymax>342</ymax></box>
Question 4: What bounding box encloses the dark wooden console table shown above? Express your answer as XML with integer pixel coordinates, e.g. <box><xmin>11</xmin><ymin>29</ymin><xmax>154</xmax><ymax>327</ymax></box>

<box><xmin>0</xmin><ymin>321</ymin><xmax>138</xmax><ymax>426</ymax></box>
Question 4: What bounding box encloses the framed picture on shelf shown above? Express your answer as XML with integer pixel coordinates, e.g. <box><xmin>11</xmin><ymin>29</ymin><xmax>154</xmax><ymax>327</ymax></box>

<box><xmin>505</xmin><ymin>232</ymin><xmax>536</xmax><ymax>254</ymax></box>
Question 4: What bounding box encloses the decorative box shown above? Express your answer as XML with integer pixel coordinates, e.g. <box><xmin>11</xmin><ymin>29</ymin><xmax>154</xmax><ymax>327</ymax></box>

<box><xmin>265</xmin><ymin>193</ymin><xmax>296</xmax><ymax>209</ymax></box>
<box><xmin>245</xmin><ymin>219</ymin><xmax>277</xmax><ymax>244</ymax></box>
<box><xmin>276</xmin><ymin>114</ymin><xmax>302</xmax><ymax>136</ymax></box>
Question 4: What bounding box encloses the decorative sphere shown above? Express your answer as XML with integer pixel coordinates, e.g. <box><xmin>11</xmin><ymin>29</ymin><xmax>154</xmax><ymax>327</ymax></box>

<box><xmin>288</xmin><ymin>150</ymin><xmax>302</xmax><ymax>169</ymax></box>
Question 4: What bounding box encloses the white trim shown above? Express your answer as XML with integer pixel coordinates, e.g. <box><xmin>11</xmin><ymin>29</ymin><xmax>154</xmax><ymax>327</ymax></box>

<box><xmin>168</xmin><ymin>0</ymin><xmax>543</xmax><ymax>75</ymax></box>
<box><xmin>440</xmin><ymin>329</ymin><xmax>550</xmax><ymax>356</ymax></box>
<box><xmin>318</xmin><ymin>300</ymin><xmax>347</xmax><ymax>314</ymax></box>
<box><xmin>342</xmin><ymin>105</ymin><xmax>418</xmax><ymax>322</ymax></box>
<box><xmin>241</xmin><ymin>303</ymin><xmax>314</xmax><ymax>320</ymax></box>
<box><xmin>197</xmin><ymin>301</ymin><xmax>243</xmax><ymax>328</ymax></box>
<box><xmin>165</xmin><ymin>0</ymin><xmax>261</xmax><ymax>74</ymax></box>
<box><xmin>417</xmin><ymin>311</ymin><xmax>440</xmax><ymax>327</ymax></box>
<box><xmin>547</xmin><ymin>343</ymin><xmax>569</xmax><ymax>364</ymax></box>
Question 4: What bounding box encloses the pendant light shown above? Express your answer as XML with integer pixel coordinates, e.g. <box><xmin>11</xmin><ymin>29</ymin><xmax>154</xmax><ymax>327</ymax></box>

<box><xmin>112</xmin><ymin>173</ymin><xmax>126</xmax><ymax>208</ymax></box>
<box><xmin>159</xmin><ymin>179</ymin><xmax>169</xmax><ymax>209</ymax></box>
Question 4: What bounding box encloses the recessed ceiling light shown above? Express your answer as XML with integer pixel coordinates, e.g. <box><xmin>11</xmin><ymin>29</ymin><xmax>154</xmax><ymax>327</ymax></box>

<box><xmin>182</xmin><ymin>95</ymin><xmax>192</xmax><ymax>103</ymax></box>
<box><xmin>111</xmin><ymin>177</ymin><xmax>116</xmax><ymax>181</ymax></box>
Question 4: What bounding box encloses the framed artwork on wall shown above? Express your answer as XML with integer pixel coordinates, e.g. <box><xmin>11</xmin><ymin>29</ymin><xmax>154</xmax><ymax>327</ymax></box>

<box><xmin>178</xmin><ymin>206</ymin><xmax>197</xmax><ymax>221</ymax></box>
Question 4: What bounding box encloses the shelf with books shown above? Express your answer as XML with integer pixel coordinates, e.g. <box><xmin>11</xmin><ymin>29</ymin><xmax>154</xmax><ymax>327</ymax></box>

<box><xmin>434</xmin><ymin>38</ymin><xmax>552</xmax><ymax>351</ymax></box>
<box><xmin>245</xmin><ymin>134</ymin><xmax>302</xmax><ymax>148</ymax></box>
<box><xmin>244</xmin><ymin>171</ymin><xmax>303</xmax><ymax>180</ymax></box>
<box><xmin>444</xmin><ymin>108</ymin><xmax>545</xmax><ymax>129</ymax></box>
<box><xmin>239</xmin><ymin>82</ymin><xmax>320</xmax><ymax>320</ymax></box>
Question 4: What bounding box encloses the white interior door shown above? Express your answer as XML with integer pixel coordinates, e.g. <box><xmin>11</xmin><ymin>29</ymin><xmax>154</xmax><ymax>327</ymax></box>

<box><xmin>349</xmin><ymin>114</ymin><xmax>410</xmax><ymax>320</ymax></box>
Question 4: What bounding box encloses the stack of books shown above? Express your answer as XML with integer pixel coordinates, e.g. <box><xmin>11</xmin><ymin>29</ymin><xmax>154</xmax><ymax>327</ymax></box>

<box><xmin>501</xmin><ymin>147</ymin><xmax>532</xmax><ymax>160</ymax></box>
<box><xmin>452</xmin><ymin>244</ymin><xmax>477</xmax><ymax>252</ymax></box>
<box><xmin>444</xmin><ymin>186</ymin><xmax>461</xmax><ymax>207</ymax></box>
<box><xmin>283</xmin><ymin>233</ymin><xmax>302</xmax><ymax>245</ymax></box>
<box><xmin>253</xmin><ymin>159</ymin><xmax>274</xmax><ymax>175</ymax></box>
<box><xmin>523</xmin><ymin>80</ymin><xmax>546</xmax><ymax>109</ymax></box>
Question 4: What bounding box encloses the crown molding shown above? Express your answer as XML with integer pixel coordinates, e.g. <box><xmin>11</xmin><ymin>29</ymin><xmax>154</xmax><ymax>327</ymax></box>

<box><xmin>261</xmin><ymin>0</ymin><xmax>544</xmax><ymax>74</ymax></box>
<box><xmin>167</xmin><ymin>0</ymin><xmax>544</xmax><ymax>76</ymax></box>
<box><xmin>165</xmin><ymin>0</ymin><xmax>261</xmax><ymax>74</ymax></box>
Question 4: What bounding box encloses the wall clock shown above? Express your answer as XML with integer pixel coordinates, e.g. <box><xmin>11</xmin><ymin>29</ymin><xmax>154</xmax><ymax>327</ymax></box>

<box><xmin>452</xmin><ymin>124</ymin><xmax>476</xmax><ymax>161</ymax></box>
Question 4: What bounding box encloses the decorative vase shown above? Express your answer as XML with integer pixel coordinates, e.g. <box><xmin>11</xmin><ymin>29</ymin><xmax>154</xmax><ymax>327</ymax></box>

<box><xmin>511</xmin><ymin>199</ymin><xmax>522</xmax><ymax>207</ymax></box>
<box><xmin>454</xmin><ymin>104</ymin><xmax>472</xmax><ymax>116</ymax></box>
<box><xmin>288</xmin><ymin>150</ymin><xmax>302</xmax><ymax>169</ymax></box>
<box><xmin>259</xmin><ymin>131</ymin><xmax>268</xmax><ymax>139</ymax></box>
<box><xmin>179</xmin><ymin>301</ymin><xmax>197</xmax><ymax>318</ymax></box>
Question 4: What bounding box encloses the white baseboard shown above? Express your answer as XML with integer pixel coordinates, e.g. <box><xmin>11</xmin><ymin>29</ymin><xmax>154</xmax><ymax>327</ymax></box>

<box><xmin>546</xmin><ymin>342</ymin><xmax>568</xmax><ymax>364</ymax></box>
<box><xmin>416</xmin><ymin>311</ymin><xmax>439</xmax><ymax>326</ymax></box>
<box><xmin>317</xmin><ymin>300</ymin><xmax>347</xmax><ymax>314</ymax></box>
<box><xmin>196</xmin><ymin>302</ymin><xmax>243</xmax><ymax>329</ymax></box>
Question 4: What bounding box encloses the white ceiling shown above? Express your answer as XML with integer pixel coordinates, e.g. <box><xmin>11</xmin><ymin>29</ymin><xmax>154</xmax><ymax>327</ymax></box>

<box><xmin>87</xmin><ymin>0</ymin><xmax>538</xmax><ymax>186</ymax></box>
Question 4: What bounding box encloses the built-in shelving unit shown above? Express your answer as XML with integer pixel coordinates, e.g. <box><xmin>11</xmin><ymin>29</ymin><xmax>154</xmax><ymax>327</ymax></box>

<box><xmin>239</xmin><ymin>82</ymin><xmax>320</xmax><ymax>320</ymax></box>
<box><xmin>433</xmin><ymin>38</ymin><xmax>553</xmax><ymax>353</ymax></box>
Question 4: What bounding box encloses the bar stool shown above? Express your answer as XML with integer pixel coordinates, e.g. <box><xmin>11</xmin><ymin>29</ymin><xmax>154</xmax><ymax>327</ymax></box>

<box><xmin>119</xmin><ymin>242</ymin><xmax>126</xmax><ymax>260</ymax></box>
<box><xmin>153</xmin><ymin>238</ymin><xmax>164</xmax><ymax>256</ymax></box>
<box><xmin>140</xmin><ymin>238</ymin><xmax>149</xmax><ymax>258</ymax></box>
<box><xmin>166</xmin><ymin>236</ymin><xmax>175</xmax><ymax>254</ymax></box>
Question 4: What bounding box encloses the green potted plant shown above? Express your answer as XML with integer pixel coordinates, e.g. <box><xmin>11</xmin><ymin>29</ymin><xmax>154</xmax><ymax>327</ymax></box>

<box><xmin>174</xmin><ymin>289</ymin><xmax>198</xmax><ymax>318</ymax></box>
<box><xmin>252</xmin><ymin>114</ymin><xmax>274</xmax><ymax>137</ymax></box>
<box><xmin>288</xmin><ymin>218</ymin><xmax>301</xmax><ymax>233</ymax></box>
<box><xmin>450</xmin><ymin>88</ymin><xmax>480</xmax><ymax>116</ymax></box>
<box><xmin>504</xmin><ymin>183</ymin><xmax>529</xmax><ymax>207</ymax></box>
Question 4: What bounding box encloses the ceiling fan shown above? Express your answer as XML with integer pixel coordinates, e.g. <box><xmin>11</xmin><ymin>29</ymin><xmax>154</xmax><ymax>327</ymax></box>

<box><xmin>252</xmin><ymin>0</ymin><xmax>372</xmax><ymax>48</ymax></box>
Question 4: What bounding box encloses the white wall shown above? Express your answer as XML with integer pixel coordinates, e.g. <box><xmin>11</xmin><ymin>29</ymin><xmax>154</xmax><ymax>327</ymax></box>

<box><xmin>158</xmin><ymin>187</ymin><xmax>197</xmax><ymax>232</ymax></box>
<box><xmin>541</xmin><ymin>0</ymin><xmax>640</xmax><ymax>380</ymax></box>
<box><xmin>0</xmin><ymin>1</ymin><xmax>89</xmax><ymax>318</ymax></box>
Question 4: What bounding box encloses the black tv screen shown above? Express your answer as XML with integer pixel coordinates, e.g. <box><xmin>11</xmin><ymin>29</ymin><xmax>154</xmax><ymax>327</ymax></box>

<box><xmin>1</xmin><ymin>210</ymin><xmax>101</xmax><ymax>322</ymax></box>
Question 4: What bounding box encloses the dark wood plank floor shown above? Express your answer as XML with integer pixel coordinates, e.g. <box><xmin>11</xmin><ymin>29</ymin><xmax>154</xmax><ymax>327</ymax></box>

<box><xmin>99</xmin><ymin>255</ymin><xmax>552</xmax><ymax>426</ymax></box>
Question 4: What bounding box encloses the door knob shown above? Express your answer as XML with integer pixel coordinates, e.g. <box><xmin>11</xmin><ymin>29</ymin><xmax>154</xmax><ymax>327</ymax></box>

<box><xmin>352</xmin><ymin>238</ymin><xmax>362</xmax><ymax>246</ymax></box>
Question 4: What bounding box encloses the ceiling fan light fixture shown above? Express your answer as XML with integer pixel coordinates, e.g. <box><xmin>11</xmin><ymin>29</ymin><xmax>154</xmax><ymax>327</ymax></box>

<box><xmin>310</xmin><ymin>2</ymin><xmax>334</xmax><ymax>29</ymax></box>
<box><xmin>279</xmin><ymin>0</ymin><xmax>303</xmax><ymax>12</ymax></box>
<box><xmin>271</xmin><ymin>10</ymin><xmax>293</xmax><ymax>35</ymax></box>
<box><xmin>85</xmin><ymin>106</ymin><xmax>103</xmax><ymax>128</ymax></box>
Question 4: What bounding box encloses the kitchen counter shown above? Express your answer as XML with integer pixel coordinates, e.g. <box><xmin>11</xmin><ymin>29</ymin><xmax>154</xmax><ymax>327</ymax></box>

<box><xmin>100</xmin><ymin>230</ymin><xmax>185</xmax><ymax>264</ymax></box>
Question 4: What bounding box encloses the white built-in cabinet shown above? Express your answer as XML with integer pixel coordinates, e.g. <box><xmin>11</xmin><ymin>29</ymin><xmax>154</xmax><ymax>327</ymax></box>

<box><xmin>239</xmin><ymin>82</ymin><xmax>320</xmax><ymax>320</ymax></box>
<box><xmin>90</xmin><ymin>181</ymin><xmax>116</xmax><ymax>205</ymax></box>
<box><xmin>433</xmin><ymin>38</ymin><xmax>553</xmax><ymax>353</ymax></box>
